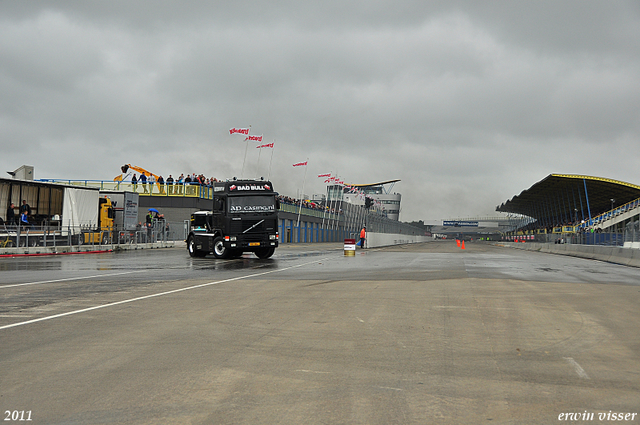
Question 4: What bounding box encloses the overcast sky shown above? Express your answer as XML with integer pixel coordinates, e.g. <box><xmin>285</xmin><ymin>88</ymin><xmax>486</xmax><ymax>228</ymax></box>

<box><xmin>2</xmin><ymin>1</ymin><xmax>639</xmax><ymax>222</ymax></box>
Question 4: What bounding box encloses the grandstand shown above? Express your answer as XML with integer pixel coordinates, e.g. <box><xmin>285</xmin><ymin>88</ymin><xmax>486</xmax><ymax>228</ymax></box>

<box><xmin>496</xmin><ymin>174</ymin><xmax>640</xmax><ymax>245</ymax></box>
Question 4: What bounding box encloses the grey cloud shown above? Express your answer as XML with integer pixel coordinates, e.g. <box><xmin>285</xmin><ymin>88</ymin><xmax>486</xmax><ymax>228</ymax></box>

<box><xmin>2</xmin><ymin>1</ymin><xmax>640</xmax><ymax>221</ymax></box>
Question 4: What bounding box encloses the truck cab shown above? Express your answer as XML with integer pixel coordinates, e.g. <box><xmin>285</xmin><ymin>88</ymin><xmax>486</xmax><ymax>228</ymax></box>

<box><xmin>187</xmin><ymin>180</ymin><xmax>279</xmax><ymax>259</ymax></box>
<box><xmin>82</xmin><ymin>196</ymin><xmax>115</xmax><ymax>244</ymax></box>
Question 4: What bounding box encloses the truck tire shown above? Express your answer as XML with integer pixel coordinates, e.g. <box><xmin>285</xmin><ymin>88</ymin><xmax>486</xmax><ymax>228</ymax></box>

<box><xmin>255</xmin><ymin>247</ymin><xmax>275</xmax><ymax>259</ymax></box>
<box><xmin>212</xmin><ymin>236</ymin><xmax>229</xmax><ymax>259</ymax></box>
<box><xmin>187</xmin><ymin>235</ymin><xmax>206</xmax><ymax>258</ymax></box>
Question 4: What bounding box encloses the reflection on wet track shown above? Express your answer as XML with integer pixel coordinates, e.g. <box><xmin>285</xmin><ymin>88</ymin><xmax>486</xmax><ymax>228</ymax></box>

<box><xmin>0</xmin><ymin>245</ymin><xmax>341</xmax><ymax>329</ymax></box>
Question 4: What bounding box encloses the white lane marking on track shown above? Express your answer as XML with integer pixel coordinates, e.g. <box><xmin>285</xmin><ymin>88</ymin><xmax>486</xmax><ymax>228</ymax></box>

<box><xmin>563</xmin><ymin>357</ymin><xmax>590</xmax><ymax>379</ymax></box>
<box><xmin>356</xmin><ymin>317</ymin><xmax>365</xmax><ymax>323</ymax></box>
<box><xmin>0</xmin><ymin>270</ymin><xmax>146</xmax><ymax>289</ymax></box>
<box><xmin>0</xmin><ymin>258</ymin><xmax>326</xmax><ymax>331</ymax></box>
<box><xmin>295</xmin><ymin>370</ymin><xmax>331</xmax><ymax>374</ymax></box>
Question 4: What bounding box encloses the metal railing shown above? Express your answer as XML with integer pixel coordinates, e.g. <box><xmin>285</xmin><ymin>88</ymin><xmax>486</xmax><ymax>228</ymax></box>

<box><xmin>580</xmin><ymin>198</ymin><xmax>640</xmax><ymax>229</ymax></box>
<box><xmin>37</xmin><ymin>179</ymin><xmax>215</xmax><ymax>199</ymax></box>
<box><xmin>0</xmin><ymin>219</ymin><xmax>178</xmax><ymax>253</ymax></box>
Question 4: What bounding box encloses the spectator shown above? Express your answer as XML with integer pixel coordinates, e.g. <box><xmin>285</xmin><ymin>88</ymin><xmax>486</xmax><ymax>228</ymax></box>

<box><xmin>148</xmin><ymin>174</ymin><xmax>156</xmax><ymax>194</ymax></box>
<box><xmin>20</xmin><ymin>200</ymin><xmax>31</xmax><ymax>217</ymax></box>
<box><xmin>177</xmin><ymin>173</ymin><xmax>184</xmax><ymax>194</ymax></box>
<box><xmin>20</xmin><ymin>211</ymin><xmax>34</xmax><ymax>229</ymax></box>
<box><xmin>157</xmin><ymin>175</ymin><xmax>165</xmax><ymax>194</ymax></box>
<box><xmin>131</xmin><ymin>174</ymin><xmax>138</xmax><ymax>192</ymax></box>
<box><xmin>140</xmin><ymin>172</ymin><xmax>148</xmax><ymax>193</ymax></box>
<box><xmin>166</xmin><ymin>174</ymin><xmax>174</xmax><ymax>195</ymax></box>
<box><xmin>6</xmin><ymin>203</ymin><xmax>16</xmax><ymax>226</ymax></box>
<box><xmin>146</xmin><ymin>211</ymin><xmax>153</xmax><ymax>239</ymax></box>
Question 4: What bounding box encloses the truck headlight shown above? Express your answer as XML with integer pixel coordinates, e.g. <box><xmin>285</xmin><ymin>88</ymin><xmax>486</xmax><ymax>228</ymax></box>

<box><xmin>269</xmin><ymin>234</ymin><xmax>277</xmax><ymax>240</ymax></box>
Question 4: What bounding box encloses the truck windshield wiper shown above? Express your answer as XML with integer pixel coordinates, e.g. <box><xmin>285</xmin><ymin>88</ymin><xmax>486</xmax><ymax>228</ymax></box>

<box><xmin>242</xmin><ymin>219</ymin><xmax>264</xmax><ymax>234</ymax></box>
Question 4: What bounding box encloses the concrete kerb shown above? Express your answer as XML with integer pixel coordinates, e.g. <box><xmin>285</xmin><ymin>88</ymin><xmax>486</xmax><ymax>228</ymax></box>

<box><xmin>496</xmin><ymin>242</ymin><xmax>640</xmax><ymax>268</ymax></box>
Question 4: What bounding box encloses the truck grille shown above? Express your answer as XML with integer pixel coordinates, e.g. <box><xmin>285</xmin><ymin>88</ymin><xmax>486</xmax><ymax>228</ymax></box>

<box><xmin>230</xmin><ymin>219</ymin><xmax>275</xmax><ymax>237</ymax></box>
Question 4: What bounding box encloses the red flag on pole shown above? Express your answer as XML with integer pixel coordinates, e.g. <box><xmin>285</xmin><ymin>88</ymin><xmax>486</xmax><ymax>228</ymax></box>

<box><xmin>229</xmin><ymin>127</ymin><xmax>250</xmax><ymax>135</ymax></box>
<box><xmin>317</xmin><ymin>173</ymin><xmax>331</xmax><ymax>178</ymax></box>
<box><xmin>292</xmin><ymin>161</ymin><xmax>308</xmax><ymax>167</ymax></box>
<box><xmin>256</xmin><ymin>143</ymin><xmax>274</xmax><ymax>149</ymax></box>
<box><xmin>245</xmin><ymin>134</ymin><xmax>263</xmax><ymax>142</ymax></box>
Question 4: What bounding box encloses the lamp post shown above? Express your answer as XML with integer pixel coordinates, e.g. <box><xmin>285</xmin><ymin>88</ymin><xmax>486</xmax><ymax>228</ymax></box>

<box><xmin>610</xmin><ymin>198</ymin><xmax>616</xmax><ymax>244</ymax></box>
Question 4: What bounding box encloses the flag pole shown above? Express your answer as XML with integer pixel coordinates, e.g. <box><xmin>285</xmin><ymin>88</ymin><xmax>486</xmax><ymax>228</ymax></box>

<box><xmin>296</xmin><ymin>159</ymin><xmax>309</xmax><ymax>228</ymax></box>
<box><xmin>330</xmin><ymin>175</ymin><xmax>342</xmax><ymax>235</ymax></box>
<box><xmin>267</xmin><ymin>140</ymin><xmax>275</xmax><ymax>181</ymax></box>
<box><xmin>321</xmin><ymin>171</ymin><xmax>331</xmax><ymax>233</ymax></box>
<box><xmin>256</xmin><ymin>142</ymin><xmax>262</xmax><ymax>176</ymax></box>
<box><xmin>240</xmin><ymin>125</ymin><xmax>251</xmax><ymax>178</ymax></box>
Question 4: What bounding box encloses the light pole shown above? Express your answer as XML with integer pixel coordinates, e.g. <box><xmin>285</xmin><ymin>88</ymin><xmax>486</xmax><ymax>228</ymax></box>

<box><xmin>610</xmin><ymin>198</ymin><xmax>616</xmax><ymax>244</ymax></box>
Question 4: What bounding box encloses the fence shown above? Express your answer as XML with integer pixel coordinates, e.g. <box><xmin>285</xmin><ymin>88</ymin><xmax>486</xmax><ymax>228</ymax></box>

<box><xmin>0</xmin><ymin>219</ymin><xmax>177</xmax><ymax>252</ymax></box>
<box><xmin>525</xmin><ymin>222</ymin><xmax>639</xmax><ymax>247</ymax></box>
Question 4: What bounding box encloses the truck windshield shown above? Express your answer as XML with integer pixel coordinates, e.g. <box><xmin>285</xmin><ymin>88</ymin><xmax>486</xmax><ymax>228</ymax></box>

<box><xmin>228</xmin><ymin>195</ymin><xmax>276</xmax><ymax>214</ymax></box>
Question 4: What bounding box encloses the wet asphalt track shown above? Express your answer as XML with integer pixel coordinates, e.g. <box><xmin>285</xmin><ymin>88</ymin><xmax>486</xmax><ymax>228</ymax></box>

<box><xmin>0</xmin><ymin>241</ymin><xmax>639</xmax><ymax>424</ymax></box>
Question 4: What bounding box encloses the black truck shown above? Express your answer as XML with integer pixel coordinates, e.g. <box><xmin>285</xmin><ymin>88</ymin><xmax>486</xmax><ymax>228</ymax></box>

<box><xmin>186</xmin><ymin>179</ymin><xmax>279</xmax><ymax>259</ymax></box>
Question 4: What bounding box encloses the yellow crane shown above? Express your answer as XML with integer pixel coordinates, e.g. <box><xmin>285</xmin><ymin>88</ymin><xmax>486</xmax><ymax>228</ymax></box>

<box><xmin>114</xmin><ymin>164</ymin><xmax>163</xmax><ymax>193</ymax></box>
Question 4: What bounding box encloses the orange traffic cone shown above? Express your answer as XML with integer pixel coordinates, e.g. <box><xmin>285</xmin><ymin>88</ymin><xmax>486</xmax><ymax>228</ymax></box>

<box><xmin>461</xmin><ymin>240</ymin><xmax>466</xmax><ymax>250</ymax></box>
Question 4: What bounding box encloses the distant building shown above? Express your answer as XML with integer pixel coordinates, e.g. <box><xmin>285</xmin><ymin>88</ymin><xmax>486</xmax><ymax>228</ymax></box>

<box><xmin>327</xmin><ymin>179</ymin><xmax>402</xmax><ymax>221</ymax></box>
<box><xmin>6</xmin><ymin>165</ymin><xmax>34</xmax><ymax>181</ymax></box>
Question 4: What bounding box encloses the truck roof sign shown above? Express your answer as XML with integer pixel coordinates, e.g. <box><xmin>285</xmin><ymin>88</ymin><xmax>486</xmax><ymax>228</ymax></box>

<box><xmin>212</xmin><ymin>180</ymin><xmax>274</xmax><ymax>194</ymax></box>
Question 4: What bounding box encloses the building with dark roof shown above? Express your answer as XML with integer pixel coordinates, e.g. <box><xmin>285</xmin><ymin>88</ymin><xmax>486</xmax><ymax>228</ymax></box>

<box><xmin>496</xmin><ymin>174</ymin><xmax>640</xmax><ymax>232</ymax></box>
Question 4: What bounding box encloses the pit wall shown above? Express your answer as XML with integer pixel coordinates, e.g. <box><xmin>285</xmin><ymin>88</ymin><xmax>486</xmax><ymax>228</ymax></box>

<box><xmin>498</xmin><ymin>242</ymin><xmax>640</xmax><ymax>268</ymax></box>
<box><xmin>366</xmin><ymin>232</ymin><xmax>433</xmax><ymax>248</ymax></box>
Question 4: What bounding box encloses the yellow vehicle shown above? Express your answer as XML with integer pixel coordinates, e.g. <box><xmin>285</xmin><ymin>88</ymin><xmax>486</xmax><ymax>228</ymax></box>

<box><xmin>82</xmin><ymin>197</ymin><xmax>115</xmax><ymax>244</ymax></box>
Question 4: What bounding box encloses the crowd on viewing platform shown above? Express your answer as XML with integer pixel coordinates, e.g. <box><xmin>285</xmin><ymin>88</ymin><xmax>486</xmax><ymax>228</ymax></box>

<box><xmin>130</xmin><ymin>172</ymin><xmax>220</xmax><ymax>194</ymax></box>
<box><xmin>277</xmin><ymin>195</ymin><xmax>343</xmax><ymax>215</ymax></box>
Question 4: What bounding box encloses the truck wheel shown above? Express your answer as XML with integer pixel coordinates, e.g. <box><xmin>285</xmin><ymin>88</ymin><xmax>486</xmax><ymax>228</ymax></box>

<box><xmin>187</xmin><ymin>235</ymin><xmax>206</xmax><ymax>258</ymax></box>
<box><xmin>255</xmin><ymin>247</ymin><xmax>275</xmax><ymax>259</ymax></box>
<box><xmin>213</xmin><ymin>236</ymin><xmax>229</xmax><ymax>259</ymax></box>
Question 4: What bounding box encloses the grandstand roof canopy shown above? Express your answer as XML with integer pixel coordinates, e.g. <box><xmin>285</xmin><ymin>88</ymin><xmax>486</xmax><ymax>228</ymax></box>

<box><xmin>496</xmin><ymin>174</ymin><xmax>640</xmax><ymax>224</ymax></box>
<box><xmin>350</xmin><ymin>179</ymin><xmax>401</xmax><ymax>188</ymax></box>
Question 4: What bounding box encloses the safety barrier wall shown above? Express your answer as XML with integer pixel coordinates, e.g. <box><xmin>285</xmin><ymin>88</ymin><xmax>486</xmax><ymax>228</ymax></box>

<box><xmin>366</xmin><ymin>233</ymin><xmax>433</xmax><ymax>248</ymax></box>
<box><xmin>498</xmin><ymin>242</ymin><xmax>640</xmax><ymax>268</ymax></box>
